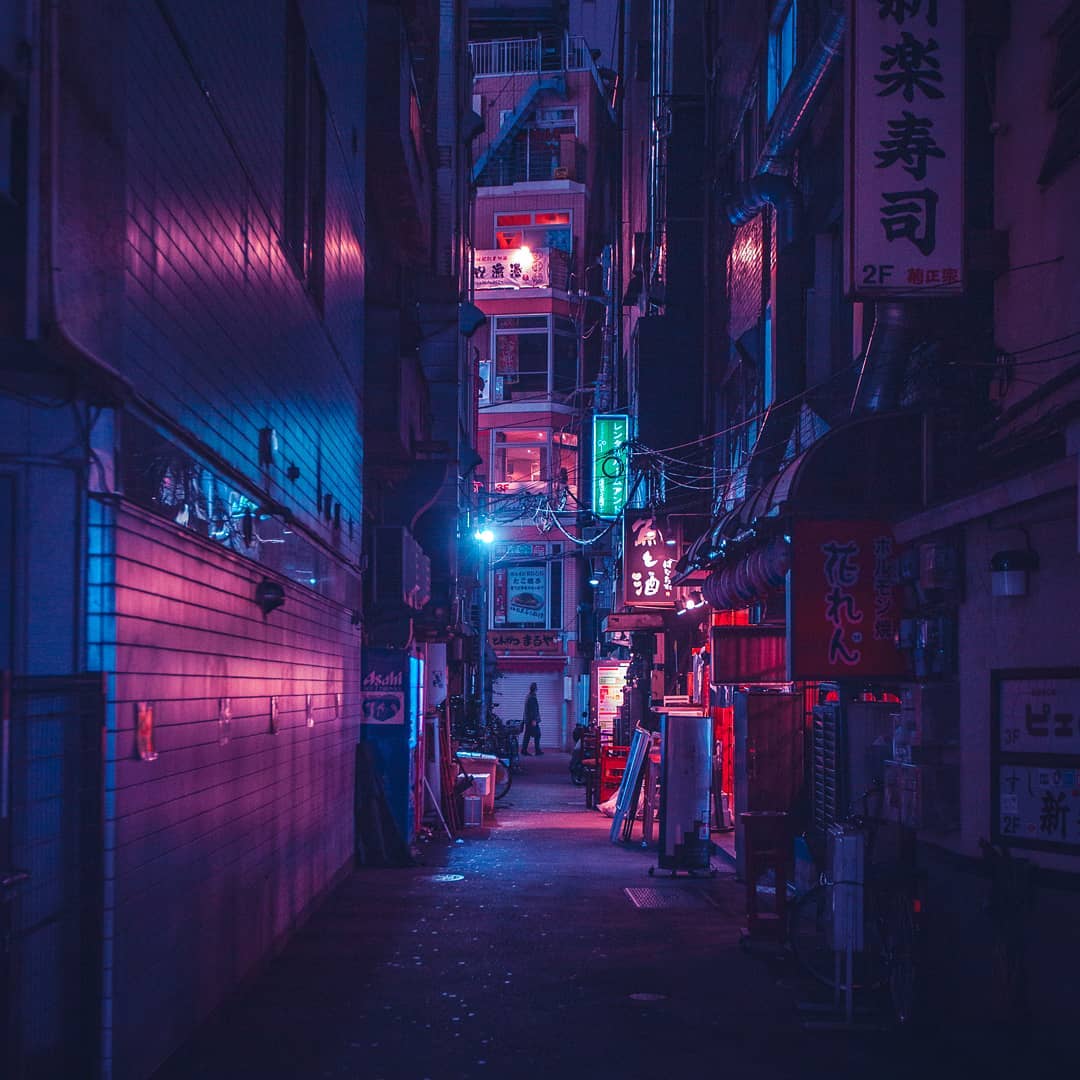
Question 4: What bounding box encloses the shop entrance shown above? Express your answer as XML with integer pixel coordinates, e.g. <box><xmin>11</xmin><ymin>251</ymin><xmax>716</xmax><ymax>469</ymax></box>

<box><xmin>494</xmin><ymin>669</ymin><xmax>564</xmax><ymax>750</ymax></box>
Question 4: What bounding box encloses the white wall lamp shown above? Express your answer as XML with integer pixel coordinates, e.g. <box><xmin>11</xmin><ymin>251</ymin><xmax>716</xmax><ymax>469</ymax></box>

<box><xmin>990</xmin><ymin>549</ymin><xmax>1039</xmax><ymax>597</ymax></box>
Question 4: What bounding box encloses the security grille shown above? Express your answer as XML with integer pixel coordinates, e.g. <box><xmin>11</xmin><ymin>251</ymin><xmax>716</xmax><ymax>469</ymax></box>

<box><xmin>624</xmin><ymin>887</ymin><xmax>717</xmax><ymax>910</ymax></box>
<box><xmin>812</xmin><ymin>703</ymin><xmax>840</xmax><ymax>834</ymax></box>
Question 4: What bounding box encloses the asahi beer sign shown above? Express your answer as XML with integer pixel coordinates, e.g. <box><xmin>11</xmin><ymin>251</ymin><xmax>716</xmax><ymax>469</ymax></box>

<box><xmin>360</xmin><ymin>650</ymin><xmax>406</xmax><ymax>725</ymax></box>
<box><xmin>845</xmin><ymin>0</ymin><xmax>964</xmax><ymax>297</ymax></box>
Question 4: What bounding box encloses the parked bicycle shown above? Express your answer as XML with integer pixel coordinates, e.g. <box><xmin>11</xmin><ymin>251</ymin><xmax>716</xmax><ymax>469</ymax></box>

<box><xmin>786</xmin><ymin>784</ymin><xmax>926</xmax><ymax>1026</ymax></box>
<box><xmin>979</xmin><ymin>837</ymin><xmax>1034</xmax><ymax>1034</ymax></box>
<box><xmin>450</xmin><ymin>696</ymin><xmax>519</xmax><ymax>800</ymax></box>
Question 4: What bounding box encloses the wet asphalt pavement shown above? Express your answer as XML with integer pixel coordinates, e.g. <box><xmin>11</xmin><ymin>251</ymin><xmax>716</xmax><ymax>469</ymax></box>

<box><xmin>153</xmin><ymin>751</ymin><xmax>1065</xmax><ymax>1080</ymax></box>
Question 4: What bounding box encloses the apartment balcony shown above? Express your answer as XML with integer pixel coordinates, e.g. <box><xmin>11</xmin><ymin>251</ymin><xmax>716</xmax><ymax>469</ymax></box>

<box><xmin>475</xmin><ymin>131</ymin><xmax>585</xmax><ymax>188</ymax></box>
<box><xmin>469</xmin><ymin>33</ymin><xmax>599</xmax><ymax>80</ymax></box>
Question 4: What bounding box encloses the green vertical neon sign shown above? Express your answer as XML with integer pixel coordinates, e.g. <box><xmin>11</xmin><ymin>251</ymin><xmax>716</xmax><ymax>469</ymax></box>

<box><xmin>592</xmin><ymin>414</ymin><xmax>629</xmax><ymax>518</ymax></box>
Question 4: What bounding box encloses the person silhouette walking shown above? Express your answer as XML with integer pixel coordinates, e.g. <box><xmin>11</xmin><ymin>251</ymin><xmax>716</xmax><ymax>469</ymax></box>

<box><xmin>521</xmin><ymin>682</ymin><xmax>543</xmax><ymax>755</ymax></box>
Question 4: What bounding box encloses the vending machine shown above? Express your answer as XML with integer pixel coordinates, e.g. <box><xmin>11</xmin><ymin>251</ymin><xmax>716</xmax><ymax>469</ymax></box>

<box><xmin>590</xmin><ymin>659</ymin><xmax>629</xmax><ymax>743</ymax></box>
<box><xmin>360</xmin><ymin>648</ymin><xmax>424</xmax><ymax>846</ymax></box>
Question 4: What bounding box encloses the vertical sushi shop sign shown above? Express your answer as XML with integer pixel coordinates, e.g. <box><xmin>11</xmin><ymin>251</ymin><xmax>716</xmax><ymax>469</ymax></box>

<box><xmin>592</xmin><ymin>414</ymin><xmax>629</xmax><ymax>518</ymax></box>
<box><xmin>788</xmin><ymin>520</ymin><xmax>906</xmax><ymax>680</ymax></box>
<box><xmin>845</xmin><ymin>0</ymin><xmax>964</xmax><ymax>297</ymax></box>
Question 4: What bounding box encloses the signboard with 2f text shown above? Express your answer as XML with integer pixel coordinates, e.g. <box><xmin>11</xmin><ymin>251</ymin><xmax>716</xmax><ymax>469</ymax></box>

<box><xmin>992</xmin><ymin>669</ymin><xmax>1080</xmax><ymax>853</ymax></box>
<box><xmin>844</xmin><ymin>0</ymin><xmax>965</xmax><ymax>297</ymax></box>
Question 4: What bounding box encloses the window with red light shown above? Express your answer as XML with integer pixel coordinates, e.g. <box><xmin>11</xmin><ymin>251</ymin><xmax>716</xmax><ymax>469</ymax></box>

<box><xmin>494</xmin><ymin>210</ymin><xmax>572</xmax><ymax>253</ymax></box>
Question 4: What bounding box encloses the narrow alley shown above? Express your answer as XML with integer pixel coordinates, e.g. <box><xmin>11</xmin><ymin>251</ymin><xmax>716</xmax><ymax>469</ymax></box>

<box><xmin>151</xmin><ymin>755</ymin><xmax>1057</xmax><ymax>1080</ymax></box>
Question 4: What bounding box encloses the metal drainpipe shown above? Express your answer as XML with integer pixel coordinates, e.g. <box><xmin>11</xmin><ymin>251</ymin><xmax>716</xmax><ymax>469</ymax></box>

<box><xmin>724</xmin><ymin>4</ymin><xmax>847</xmax><ymax>232</ymax></box>
<box><xmin>757</xmin><ymin>5</ymin><xmax>847</xmax><ymax>176</ymax></box>
<box><xmin>850</xmin><ymin>301</ymin><xmax>918</xmax><ymax>416</ymax></box>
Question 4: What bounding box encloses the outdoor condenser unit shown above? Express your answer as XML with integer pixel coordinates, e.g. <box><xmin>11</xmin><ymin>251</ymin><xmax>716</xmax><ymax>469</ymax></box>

<box><xmin>827</xmin><ymin>823</ymin><xmax>865</xmax><ymax>953</ymax></box>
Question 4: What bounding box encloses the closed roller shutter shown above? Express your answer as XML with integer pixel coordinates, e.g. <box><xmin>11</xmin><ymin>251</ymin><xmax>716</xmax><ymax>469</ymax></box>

<box><xmin>495</xmin><ymin>670</ymin><xmax>564</xmax><ymax>748</ymax></box>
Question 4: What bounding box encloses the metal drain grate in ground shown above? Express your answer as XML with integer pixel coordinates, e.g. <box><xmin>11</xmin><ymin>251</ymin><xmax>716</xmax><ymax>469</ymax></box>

<box><xmin>623</xmin><ymin>887</ymin><xmax>718</xmax><ymax>910</ymax></box>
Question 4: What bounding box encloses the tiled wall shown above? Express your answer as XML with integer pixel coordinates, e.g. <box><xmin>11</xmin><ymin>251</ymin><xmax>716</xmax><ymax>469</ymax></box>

<box><xmin>54</xmin><ymin>3</ymin><xmax>369</xmax><ymax>1076</ymax></box>
<box><xmin>92</xmin><ymin>504</ymin><xmax>360</xmax><ymax>1080</ymax></box>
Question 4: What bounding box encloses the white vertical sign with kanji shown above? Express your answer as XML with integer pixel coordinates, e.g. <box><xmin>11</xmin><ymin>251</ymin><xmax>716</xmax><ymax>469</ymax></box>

<box><xmin>845</xmin><ymin>0</ymin><xmax>965</xmax><ymax>297</ymax></box>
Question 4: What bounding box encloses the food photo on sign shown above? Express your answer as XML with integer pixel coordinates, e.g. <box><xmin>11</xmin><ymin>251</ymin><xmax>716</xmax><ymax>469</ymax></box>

<box><xmin>505</xmin><ymin>564</ymin><xmax>547</xmax><ymax>625</ymax></box>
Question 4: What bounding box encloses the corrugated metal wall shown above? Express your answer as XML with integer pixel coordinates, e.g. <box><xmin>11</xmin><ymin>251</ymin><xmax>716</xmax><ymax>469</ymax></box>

<box><xmin>495</xmin><ymin>669</ymin><xmax>564</xmax><ymax>749</ymax></box>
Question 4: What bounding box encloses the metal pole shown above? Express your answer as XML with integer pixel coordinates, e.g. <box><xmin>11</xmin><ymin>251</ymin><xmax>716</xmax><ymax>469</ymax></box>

<box><xmin>478</xmin><ymin>543</ymin><xmax>487</xmax><ymax>728</ymax></box>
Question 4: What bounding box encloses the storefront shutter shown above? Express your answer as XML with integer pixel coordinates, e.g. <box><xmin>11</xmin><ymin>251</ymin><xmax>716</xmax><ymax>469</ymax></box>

<box><xmin>493</xmin><ymin>670</ymin><xmax>564</xmax><ymax>748</ymax></box>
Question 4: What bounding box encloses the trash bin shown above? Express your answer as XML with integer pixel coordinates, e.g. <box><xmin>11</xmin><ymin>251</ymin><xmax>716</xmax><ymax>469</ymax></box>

<box><xmin>739</xmin><ymin>810</ymin><xmax>791</xmax><ymax>940</ymax></box>
<box><xmin>463</xmin><ymin>794</ymin><xmax>483</xmax><ymax>827</ymax></box>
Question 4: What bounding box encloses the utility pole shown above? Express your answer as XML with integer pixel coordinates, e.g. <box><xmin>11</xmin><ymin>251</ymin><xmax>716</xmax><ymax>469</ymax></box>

<box><xmin>597</xmin><ymin>243</ymin><xmax>614</xmax><ymax>413</ymax></box>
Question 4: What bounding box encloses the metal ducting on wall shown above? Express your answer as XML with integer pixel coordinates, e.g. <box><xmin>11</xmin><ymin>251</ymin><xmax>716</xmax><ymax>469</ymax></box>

<box><xmin>757</xmin><ymin>5</ymin><xmax>847</xmax><ymax>175</ymax></box>
<box><xmin>725</xmin><ymin>174</ymin><xmax>798</xmax><ymax>247</ymax></box>
<box><xmin>724</xmin><ymin>4</ymin><xmax>847</xmax><ymax>230</ymax></box>
<box><xmin>702</xmin><ymin>536</ymin><xmax>791</xmax><ymax>610</ymax></box>
<box><xmin>850</xmin><ymin>302</ymin><xmax>919</xmax><ymax>416</ymax></box>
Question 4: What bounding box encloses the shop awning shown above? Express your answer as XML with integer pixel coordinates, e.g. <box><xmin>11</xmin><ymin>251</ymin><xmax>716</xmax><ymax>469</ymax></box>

<box><xmin>674</xmin><ymin>411</ymin><xmax>923</xmax><ymax>582</ymax></box>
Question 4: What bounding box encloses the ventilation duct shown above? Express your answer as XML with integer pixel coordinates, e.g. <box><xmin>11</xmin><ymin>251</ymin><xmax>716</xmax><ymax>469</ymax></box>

<box><xmin>725</xmin><ymin>174</ymin><xmax>798</xmax><ymax>247</ymax></box>
<box><xmin>851</xmin><ymin>302</ymin><xmax>918</xmax><ymax>416</ymax></box>
<box><xmin>757</xmin><ymin>6</ymin><xmax>847</xmax><ymax>176</ymax></box>
<box><xmin>724</xmin><ymin>5</ymin><xmax>847</xmax><ymax>231</ymax></box>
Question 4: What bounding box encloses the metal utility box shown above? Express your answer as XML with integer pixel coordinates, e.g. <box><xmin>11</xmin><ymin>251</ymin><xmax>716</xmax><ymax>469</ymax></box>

<box><xmin>658</xmin><ymin>709</ymin><xmax>712</xmax><ymax>871</ymax></box>
<box><xmin>827</xmin><ymin>823</ymin><xmax>865</xmax><ymax>952</ymax></box>
<box><xmin>359</xmin><ymin>649</ymin><xmax>424</xmax><ymax>846</ymax></box>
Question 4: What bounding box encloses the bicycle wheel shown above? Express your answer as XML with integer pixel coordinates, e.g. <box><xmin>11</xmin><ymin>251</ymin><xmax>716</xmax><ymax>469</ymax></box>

<box><xmin>493</xmin><ymin>759</ymin><xmax>512</xmax><ymax>800</ymax></box>
<box><xmin>788</xmin><ymin>884</ymin><xmax>887</xmax><ymax>994</ymax></box>
<box><xmin>788</xmin><ymin>885</ymin><xmax>836</xmax><ymax>990</ymax></box>
<box><xmin>880</xmin><ymin>889</ymin><xmax>919</xmax><ymax>1024</ymax></box>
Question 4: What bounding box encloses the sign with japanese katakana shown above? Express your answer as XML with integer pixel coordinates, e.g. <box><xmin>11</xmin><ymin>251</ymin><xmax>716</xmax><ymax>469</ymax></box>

<box><xmin>592</xmin><ymin>414</ymin><xmax>629</xmax><ymax>519</ymax></box>
<box><xmin>845</xmin><ymin>0</ymin><xmax>964</xmax><ymax>297</ymax></box>
<box><xmin>788</xmin><ymin>519</ymin><xmax>907</xmax><ymax>680</ymax></box>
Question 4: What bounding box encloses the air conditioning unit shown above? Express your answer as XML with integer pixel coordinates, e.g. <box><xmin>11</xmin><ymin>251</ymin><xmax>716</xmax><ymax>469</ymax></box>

<box><xmin>557</xmin><ymin>134</ymin><xmax>579</xmax><ymax>180</ymax></box>
<box><xmin>374</xmin><ymin>527</ymin><xmax>432</xmax><ymax>611</ymax></box>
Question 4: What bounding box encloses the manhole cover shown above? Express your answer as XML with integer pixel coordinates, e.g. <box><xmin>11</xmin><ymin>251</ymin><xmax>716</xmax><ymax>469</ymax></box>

<box><xmin>623</xmin><ymin>887</ymin><xmax>716</xmax><ymax>910</ymax></box>
<box><xmin>429</xmin><ymin>874</ymin><xmax>465</xmax><ymax>883</ymax></box>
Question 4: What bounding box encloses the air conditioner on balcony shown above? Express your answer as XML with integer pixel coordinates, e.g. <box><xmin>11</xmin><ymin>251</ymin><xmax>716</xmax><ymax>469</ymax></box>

<box><xmin>557</xmin><ymin>134</ymin><xmax>579</xmax><ymax>180</ymax></box>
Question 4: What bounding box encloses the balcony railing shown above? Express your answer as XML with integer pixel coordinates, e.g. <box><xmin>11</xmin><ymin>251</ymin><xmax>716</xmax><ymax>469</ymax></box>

<box><xmin>470</xmin><ymin>34</ymin><xmax>603</xmax><ymax>91</ymax></box>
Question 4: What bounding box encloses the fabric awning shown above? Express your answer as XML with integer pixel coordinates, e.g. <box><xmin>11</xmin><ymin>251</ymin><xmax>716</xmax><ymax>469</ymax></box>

<box><xmin>674</xmin><ymin>411</ymin><xmax>922</xmax><ymax>582</ymax></box>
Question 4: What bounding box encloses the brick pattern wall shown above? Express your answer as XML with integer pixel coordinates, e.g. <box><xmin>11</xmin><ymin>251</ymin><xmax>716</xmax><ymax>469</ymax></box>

<box><xmin>91</xmin><ymin>503</ymin><xmax>360</xmax><ymax>1080</ymax></box>
<box><xmin>726</xmin><ymin>215</ymin><xmax>764</xmax><ymax>343</ymax></box>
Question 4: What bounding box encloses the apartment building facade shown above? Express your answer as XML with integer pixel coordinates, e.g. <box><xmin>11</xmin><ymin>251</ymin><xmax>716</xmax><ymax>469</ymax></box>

<box><xmin>467</xmin><ymin>21</ymin><xmax>618</xmax><ymax>744</ymax></box>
